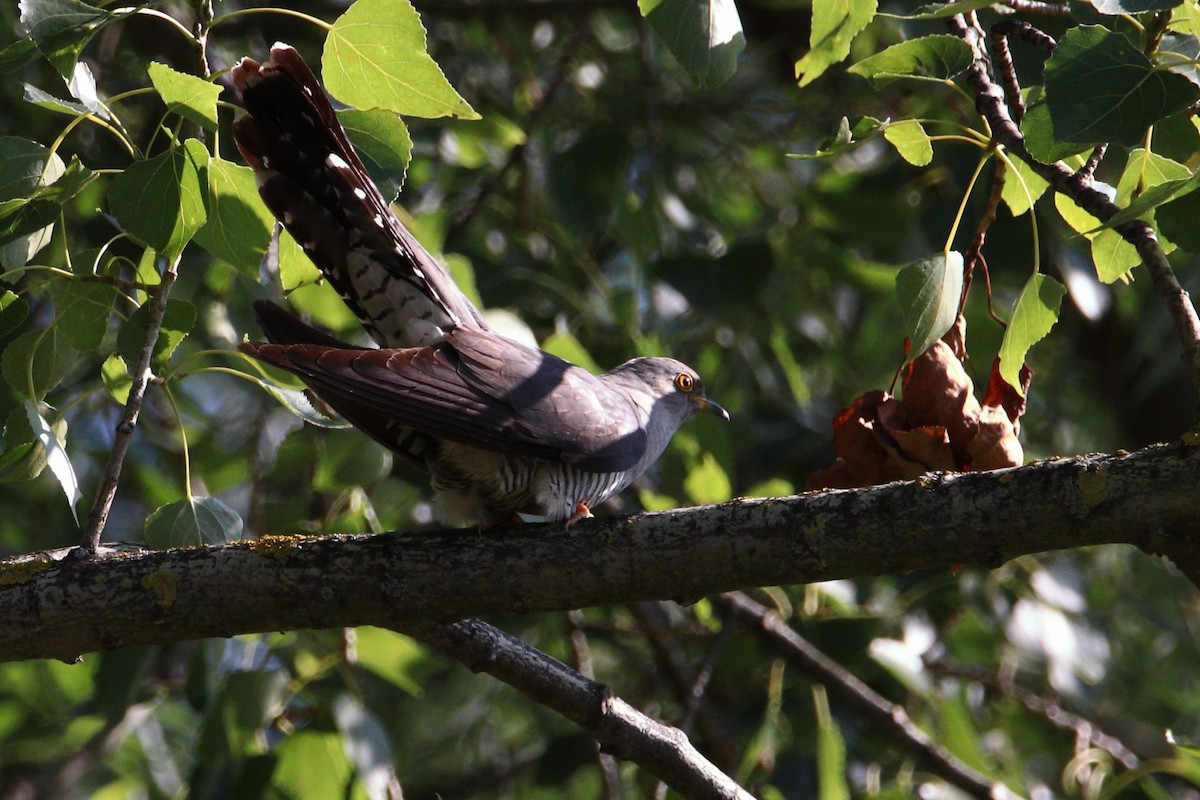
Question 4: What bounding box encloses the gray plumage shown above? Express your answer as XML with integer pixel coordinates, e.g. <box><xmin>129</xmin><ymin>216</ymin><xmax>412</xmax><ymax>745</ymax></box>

<box><xmin>233</xmin><ymin>44</ymin><xmax>727</xmax><ymax>525</ymax></box>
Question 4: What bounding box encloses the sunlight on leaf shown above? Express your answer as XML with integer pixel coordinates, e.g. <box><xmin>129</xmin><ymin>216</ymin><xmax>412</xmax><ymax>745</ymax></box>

<box><xmin>324</xmin><ymin>0</ymin><xmax>478</xmax><ymax>119</ymax></box>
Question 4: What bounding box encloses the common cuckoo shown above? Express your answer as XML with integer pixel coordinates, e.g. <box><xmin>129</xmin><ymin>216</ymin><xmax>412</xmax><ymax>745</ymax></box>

<box><xmin>233</xmin><ymin>44</ymin><xmax>728</xmax><ymax>525</ymax></box>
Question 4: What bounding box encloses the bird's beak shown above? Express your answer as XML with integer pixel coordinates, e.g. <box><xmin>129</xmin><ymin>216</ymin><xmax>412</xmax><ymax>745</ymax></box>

<box><xmin>692</xmin><ymin>395</ymin><xmax>730</xmax><ymax>422</ymax></box>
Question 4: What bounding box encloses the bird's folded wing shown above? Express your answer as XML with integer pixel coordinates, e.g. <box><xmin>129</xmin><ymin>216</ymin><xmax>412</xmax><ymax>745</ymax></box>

<box><xmin>240</xmin><ymin>334</ymin><xmax>648</xmax><ymax>473</ymax></box>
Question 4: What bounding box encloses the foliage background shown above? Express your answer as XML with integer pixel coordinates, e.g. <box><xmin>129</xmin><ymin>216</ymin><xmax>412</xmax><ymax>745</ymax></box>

<box><xmin>0</xmin><ymin>0</ymin><xmax>1198</xmax><ymax>797</ymax></box>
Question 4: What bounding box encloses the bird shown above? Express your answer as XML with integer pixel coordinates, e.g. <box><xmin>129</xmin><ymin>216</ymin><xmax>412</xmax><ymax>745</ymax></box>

<box><xmin>231</xmin><ymin>43</ymin><xmax>728</xmax><ymax>526</ymax></box>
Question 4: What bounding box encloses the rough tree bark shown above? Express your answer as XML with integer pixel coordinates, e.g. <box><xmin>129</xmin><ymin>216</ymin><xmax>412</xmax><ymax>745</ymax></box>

<box><xmin>2</xmin><ymin>442</ymin><xmax>1196</xmax><ymax>664</ymax></box>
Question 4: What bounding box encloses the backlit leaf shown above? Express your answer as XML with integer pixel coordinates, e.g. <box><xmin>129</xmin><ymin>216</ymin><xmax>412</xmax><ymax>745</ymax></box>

<box><xmin>895</xmin><ymin>251</ymin><xmax>963</xmax><ymax>359</ymax></box>
<box><xmin>144</xmin><ymin>496</ymin><xmax>244</xmax><ymax>548</ymax></box>
<box><xmin>998</xmin><ymin>274</ymin><xmax>1065</xmax><ymax>395</ymax></box>
<box><xmin>324</xmin><ymin>0</ymin><xmax>478</xmax><ymax>119</ymax></box>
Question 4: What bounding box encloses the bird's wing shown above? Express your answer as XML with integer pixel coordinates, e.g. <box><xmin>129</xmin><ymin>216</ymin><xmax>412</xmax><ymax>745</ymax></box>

<box><xmin>240</xmin><ymin>327</ymin><xmax>648</xmax><ymax>473</ymax></box>
<box><xmin>232</xmin><ymin>44</ymin><xmax>486</xmax><ymax>348</ymax></box>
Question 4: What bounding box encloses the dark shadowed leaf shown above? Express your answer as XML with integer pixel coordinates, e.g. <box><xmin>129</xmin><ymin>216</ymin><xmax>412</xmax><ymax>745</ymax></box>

<box><xmin>1044</xmin><ymin>26</ymin><xmax>1199</xmax><ymax>146</ymax></box>
<box><xmin>192</xmin><ymin>157</ymin><xmax>273</xmax><ymax>275</ymax></box>
<box><xmin>116</xmin><ymin>298</ymin><xmax>196</xmax><ymax>368</ymax></box>
<box><xmin>144</xmin><ymin>496</ymin><xmax>244</xmax><ymax>548</ymax></box>
<box><xmin>640</xmin><ymin>0</ymin><xmax>746</xmax><ymax>88</ymax></box>
<box><xmin>339</xmin><ymin>109</ymin><xmax>412</xmax><ymax>202</ymax></box>
<box><xmin>895</xmin><ymin>251</ymin><xmax>963</xmax><ymax>359</ymax></box>
<box><xmin>109</xmin><ymin>139</ymin><xmax>209</xmax><ymax>260</ymax></box>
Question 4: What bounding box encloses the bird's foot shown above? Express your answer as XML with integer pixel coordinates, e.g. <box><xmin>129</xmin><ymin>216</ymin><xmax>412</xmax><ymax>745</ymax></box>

<box><xmin>564</xmin><ymin>502</ymin><xmax>593</xmax><ymax>528</ymax></box>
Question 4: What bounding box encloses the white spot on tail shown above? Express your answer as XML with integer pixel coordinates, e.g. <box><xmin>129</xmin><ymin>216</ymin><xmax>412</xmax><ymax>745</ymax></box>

<box><xmin>353</xmin><ymin>188</ymin><xmax>368</xmax><ymax>200</ymax></box>
<box><xmin>326</xmin><ymin>153</ymin><xmax>351</xmax><ymax>171</ymax></box>
<box><xmin>373</xmin><ymin>214</ymin><xmax>384</xmax><ymax>228</ymax></box>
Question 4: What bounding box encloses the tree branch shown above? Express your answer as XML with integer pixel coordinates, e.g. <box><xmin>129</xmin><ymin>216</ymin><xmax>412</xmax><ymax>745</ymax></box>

<box><xmin>2</xmin><ymin>444</ymin><xmax>1198</xmax><ymax>663</ymax></box>
<box><xmin>81</xmin><ymin>262</ymin><xmax>179</xmax><ymax>553</ymax></box>
<box><xmin>948</xmin><ymin>12</ymin><xmax>1200</xmax><ymax>414</ymax></box>
<box><xmin>398</xmin><ymin>618</ymin><xmax>753</xmax><ymax>800</ymax></box>
<box><xmin>715</xmin><ymin>592</ymin><xmax>1022</xmax><ymax>800</ymax></box>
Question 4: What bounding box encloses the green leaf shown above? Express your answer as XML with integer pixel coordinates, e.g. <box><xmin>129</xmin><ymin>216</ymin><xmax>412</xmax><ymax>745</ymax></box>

<box><xmin>683</xmin><ymin>451</ymin><xmax>731</xmax><ymax>505</ymax></box>
<box><xmin>1091</xmin><ymin>227</ymin><xmax>1140</xmax><ymax>283</ymax></box>
<box><xmin>893</xmin><ymin>0</ymin><xmax>1000</xmax><ymax>19</ymax></box>
<box><xmin>0</xmin><ymin>155</ymin><xmax>96</xmax><ymax>248</ymax></box>
<box><xmin>144</xmin><ymin>496</ymin><xmax>244</xmax><ymax>548</ymax></box>
<box><xmin>1044</xmin><ymin>25</ymin><xmax>1199</xmax><ymax>147</ymax></box>
<box><xmin>22</xmin><ymin>83</ymin><xmax>87</xmax><ymax>116</ymax></box>
<box><xmin>0</xmin><ymin>404</ymin><xmax>61</xmax><ymax>482</ymax></box>
<box><xmin>895</xmin><ymin>251</ymin><xmax>963</xmax><ymax>359</ymax></box>
<box><xmin>101</xmin><ymin>352</ymin><xmax>130</xmax><ymax>404</ymax></box>
<box><xmin>641</xmin><ymin>0</ymin><xmax>746</xmax><ymax>88</ymax></box>
<box><xmin>813</xmin><ymin>687</ymin><xmax>850</xmax><ymax>800</ymax></box>
<box><xmin>24</xmin><ymin>401</ymin><xmax>81</xmax><ymax>523</ymax></box>
<box><xmin>998</xmin><ymin>274</ymin><xmax>1065</xmax><ymax>394</ymax></box>
<box><xmin>270</xmin><ymin>732</ymin><xmax>355</xmax><ymax>799</ymax></box>
<box><xmin>49</xmin><ymin>280</ymin><xmax>116</xmax><ymax>351</ymax></box>
<box><xmin>791</xmin><ymin>116</ymin><xmax>887</xmax><ymax>160</ymax></box>
<box><xmin>278</xmin><ymin>228</ymin><xmax>321</xmax><ymax>290</ymax></box>
<box><xmin>192</xmin><ymin>157</ymin><xmax>273</xmax><ymax>275</ymax></box>
<box><xmin>883</xmin><ymin>119</ymin><xmax>932</xmax><ymax>166</ymax></box>
<box><xmin>0</xmin><ymin>137</ymin><xmax>58</xmax><ymax>200</ymax></box>
<box><xmin>108</xmin><ymin>138</ymin><xmax>209</xmax><ymax>260</ymax></box>
<box><xmin>353</xmin><ymin>627</ymin><xmax>426</xmax><ymax>695</ymax></box>
<box><xmin>794</xmin><ymin>0</ymin><xmax>878</xmax><ymax>88</ymax></box>
<box><xmin>147</xmin><ymin>62</ymin><xmax>221</xmax><ymax>132</ymax></box>
<box><xmin>19</xmin><ymin>0</ymin><xmax>111</xmax><ymax>76</ymax></box>
<box><xmin>847</xmin><ymin>35</ymin><xmax>972</xmax><ymax>88</ymax></box>
<box><xmin>339</xmin><ymin>109</ymin><xmax>412</xmax><ymax>202</ymax></box>
<box><xmin>1</xmin><ymin>328</ymin><xmax>78</xmax><ymax>399</ymax></box>
<box><xmin>0</xmin><ymin>290</ymin><xmax>30</xmax><ymax>337</ymax></box>
<box><xmin>116</xmin><ymin>298</ymin><xmax>196</xmax><ymax>368</ymax></box>
<box><xmin>999</xmin><ymin>153</ymin><xmax>1050</xmax><ymax>217</ymax></box>
<box><xmin>1114</xmin><ymin>148</ymin><xmax>1190</xmax><ymax>204</ymax></box>
<box><xmin>248</xmin><ymin>372</ymin><xmax>351</xmax><ymax>429</ymax></box>
<box><xmin>1087</xmin><ymin>176</ymin><xmax>1198</xmax><ymax>231</ymax></box>
<box><xmin>1020</xmin><ymin>87</ymin><xmax>1093</xmax><ymax>163</ymax></box>
<box><xmin>0</xmin><ymin>39</ymin><xmax>39</xmax><ymax>74</ymax></box>
<box><xmin>324</xmin><ymin>0</ymin><xmax>479</xmax><ymax>120</ymax></box>
<box><xmin>1157</xmin><ymin>186</ymin><xmax>1200</xmax><ymax>252</ymax></box>
<box><xmin>315</xmin><ymin>430</ymin><xmax>392</xmax><ymax>489</ymax></box>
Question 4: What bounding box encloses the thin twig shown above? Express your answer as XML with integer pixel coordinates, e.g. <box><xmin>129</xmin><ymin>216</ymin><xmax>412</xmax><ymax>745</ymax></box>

<box><xmin>1073</xmin><ymin>144</ymin><xmax>1107</xmax><ymax>185</ymax></box>
<box><xmin>713</xmin><ymin>592</ymin><xmax>1024</xmax><ymax>800</ymax></box>
<box><xmin>80</xmin><ymin>262</ymin><xmax>179</xmax><ymax>553</ymax></box>
<box><xmin>929</xmin><ymin>660</ymin><xmax>1141</xmax><ymax>770</ymax></box>
<box><xmin>567</xmin><ymin>610</ymin><xmax>626</xmax><ymax>800</ymax></box>
<box><xmin>948</xmin><ymin>12</ymin><xmax>1200</xmax><ymax>418</ymax></box>
<box><xmin>398</xmin><ymin>618</ymin><xmax>755</xmax><ymax>800</ymax></box>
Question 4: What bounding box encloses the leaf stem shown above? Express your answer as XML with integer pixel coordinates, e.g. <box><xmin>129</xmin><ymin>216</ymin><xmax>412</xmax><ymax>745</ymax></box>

<box><xmin>210</xmin><ymin>7</ymin><xmax>333</xmax><ymax>31</ymax></box>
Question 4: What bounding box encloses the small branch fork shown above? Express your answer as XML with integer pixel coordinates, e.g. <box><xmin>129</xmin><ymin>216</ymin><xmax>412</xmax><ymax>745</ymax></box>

<box><xmin>397</xmin><ymin>618</ymin><xmax>755</xmax><ymax>800</ymax></box>
<box><xmin>950</xmin><ymin>11</ymin><xmax>1200</xmax><ymax>417</ymax></box>
<box><xmin>714</xmin><ymin>592</ymin><xmax>1024</xmax><ymax>800</ymax></box>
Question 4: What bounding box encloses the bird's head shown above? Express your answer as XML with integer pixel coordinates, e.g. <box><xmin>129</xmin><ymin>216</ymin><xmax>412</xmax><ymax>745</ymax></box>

<box><xmin>606</xmin><ymin>357</ymin><xmax>729</xmax><ymax>425</ymax></box>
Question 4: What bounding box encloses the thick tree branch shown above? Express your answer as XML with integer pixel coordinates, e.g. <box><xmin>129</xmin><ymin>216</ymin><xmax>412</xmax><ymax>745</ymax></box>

<box><xmin>399</xmin><ymin>618</ymin><xmax>753</xmax><ymax>800</ymax></box>
<box><xmin>2</xmin><ymin>444</ymin><xmax>1198</xmax><ymax>663</ymax></box>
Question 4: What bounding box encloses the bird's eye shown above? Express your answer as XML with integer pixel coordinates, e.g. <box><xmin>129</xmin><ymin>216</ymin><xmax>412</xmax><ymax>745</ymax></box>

<box><xmin>674</xmin><ymin>373</ymin><xmax>695</xmax><ymax>393</ymax></box>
